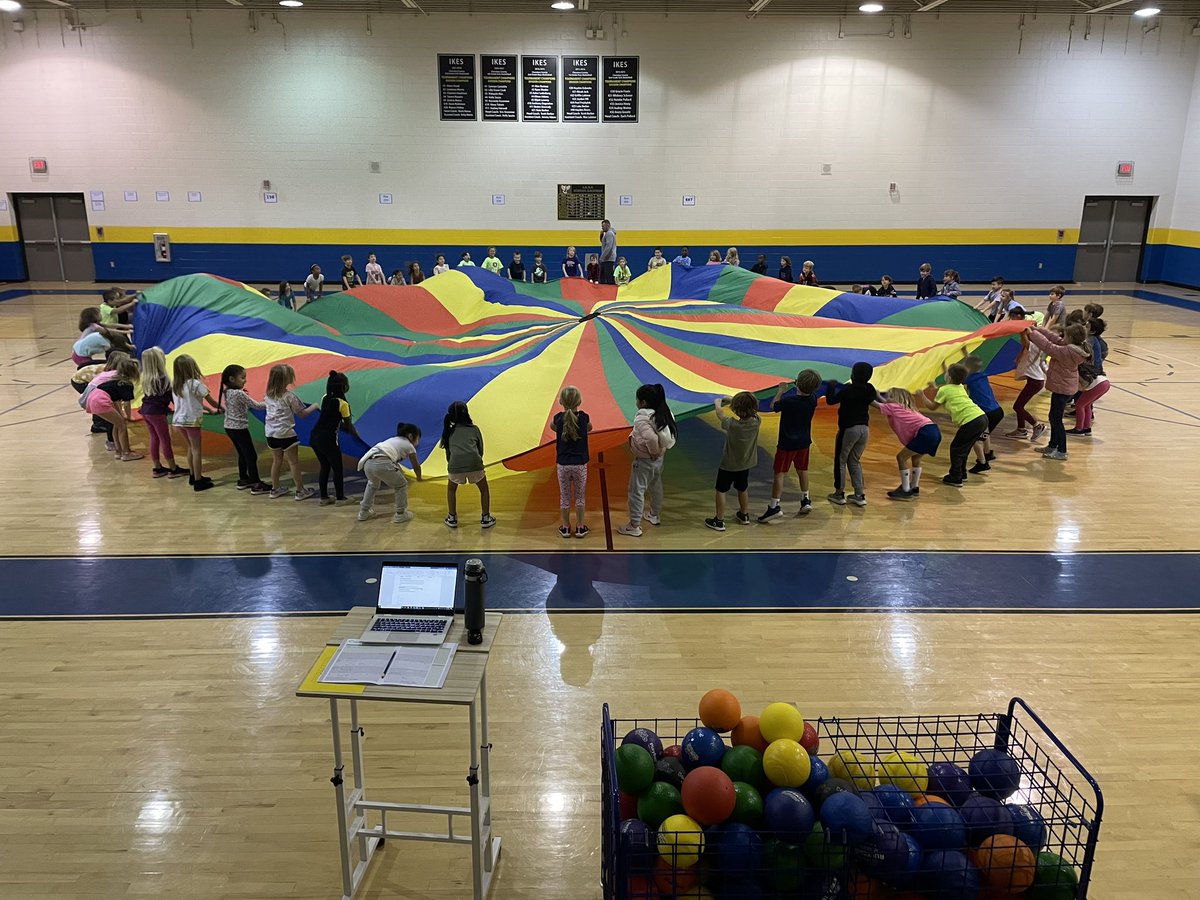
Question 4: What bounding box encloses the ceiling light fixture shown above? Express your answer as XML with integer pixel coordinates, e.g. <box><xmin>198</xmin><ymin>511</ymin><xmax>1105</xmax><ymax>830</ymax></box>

<box><xmin>859</xmin><ymin>2</ymin><xmax>884</xmax><ymax>10</ymax></box>
<box><xmin>0</xmin><ymin>0</ymin><xmax>23</xmax><ymax>11</ymax></box>
<box><xmin>550</xmin><ymin>1</ymin><xmax>575</xmax><ymax>9</ymax></box>
<box><xmin>278</xmin><ymin>0</ymin><xmax>302</xmax><ymax>6</ymax></box>
<box><xmin>1133</xmin><ymin>5</ymin><xmax>1160</xmax><ymax>14</ymax></box>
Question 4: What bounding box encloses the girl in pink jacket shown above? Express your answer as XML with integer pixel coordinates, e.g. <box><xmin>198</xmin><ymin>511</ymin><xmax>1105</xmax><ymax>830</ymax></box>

<box><xmin>618</xmin><ymin>384</ymin><xmax>678</xmax><ymax>537</ymax></box>
<box><xmin>1026</xmin><ymin>323</ymin><xmax>1091</xmax><ymax>460</ymax></box>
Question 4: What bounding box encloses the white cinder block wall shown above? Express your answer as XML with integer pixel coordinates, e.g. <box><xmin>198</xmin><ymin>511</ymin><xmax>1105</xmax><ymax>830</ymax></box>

<box><xmin>1170</xmin><ymin>54</ymin><xmax>1200</xmax><ymax>234</ymax></box>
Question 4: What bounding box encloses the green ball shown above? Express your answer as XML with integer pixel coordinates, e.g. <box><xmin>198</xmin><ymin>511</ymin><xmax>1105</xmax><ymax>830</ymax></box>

<box><xmin>720</xmin><ymin>745</ymin><xmax>767</xmax><ymax>791</ymax></box>
<box><xmin>763</xmin><ymin>838</ymin><xmax>806</xmax><ymax>893</ymax></box>
<box><xmin>615</xmin><ymin>744</ymin><xmax>656</xmax><ymax>794</ymax></box>
<box><xmin>1030</xmin><ymin>851</ymin><xmax>1080</xmax><ymax>900</ymax></box>
<box><xmin>729</xmin><ymin>781</ymin><xmax>764</xmax><ymax>826</ymax></box>
<box><xmin>803</xmin><ymin>822</ymin><xmax>846</xmax><ymax>871</ymax></box>
<box><xmin>637</xmin><ymin>781</ymin><xmax>683</xmax><ymax>829</ymax></box>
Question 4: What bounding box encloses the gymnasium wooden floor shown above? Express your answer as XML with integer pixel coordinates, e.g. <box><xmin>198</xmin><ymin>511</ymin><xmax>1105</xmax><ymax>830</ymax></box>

<box><xmin>2</xmin><ymin>282</ymin><xmax>1199</xmax><ymax>898</ymax></box>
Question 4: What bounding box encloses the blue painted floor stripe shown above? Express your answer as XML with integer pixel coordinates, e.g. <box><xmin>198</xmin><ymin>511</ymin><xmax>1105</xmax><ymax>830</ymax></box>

<box><xmin>2</xmin><ymin>551</ymin><xmax>1199</xmax><ymax>617</ymax></box>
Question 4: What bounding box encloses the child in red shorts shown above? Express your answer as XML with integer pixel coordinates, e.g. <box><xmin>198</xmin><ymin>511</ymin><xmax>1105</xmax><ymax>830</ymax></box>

<box><xmin>759</xmin><ymin>369</ymin><xmax>824</xmax><ymax>520</ymax></box>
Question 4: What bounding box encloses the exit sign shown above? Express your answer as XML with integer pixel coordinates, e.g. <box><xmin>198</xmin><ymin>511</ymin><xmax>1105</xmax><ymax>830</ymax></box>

<box><xmin>1116</xmin><ymin>161</ymin><xmax>1134</xmax><ymax>179</ymax></box>
<box><xmin>29</xmin><ymin>158</ymin><xmax>48</xmax><ymax>175</ymax></box>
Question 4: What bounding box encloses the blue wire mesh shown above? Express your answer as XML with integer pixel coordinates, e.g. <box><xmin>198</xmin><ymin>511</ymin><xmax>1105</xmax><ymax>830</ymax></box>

<box><xmin>601</xmin><ymin>698</ymin><xmax>1101</xmax><ymax>900</ymax></box>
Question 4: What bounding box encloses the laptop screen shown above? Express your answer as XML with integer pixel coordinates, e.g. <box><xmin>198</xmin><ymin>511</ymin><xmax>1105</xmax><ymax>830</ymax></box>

<box><xmin>377</xmin><ymin>562</ymin><xmax>458</xmax><ymax>613</ymax></box>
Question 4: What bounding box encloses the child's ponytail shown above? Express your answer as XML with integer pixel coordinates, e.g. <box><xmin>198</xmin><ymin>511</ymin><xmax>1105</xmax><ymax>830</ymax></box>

<box><xmin>559</xmin><ymin>386</ymin><xmax>582</xmax><ymax>442</ymax></box>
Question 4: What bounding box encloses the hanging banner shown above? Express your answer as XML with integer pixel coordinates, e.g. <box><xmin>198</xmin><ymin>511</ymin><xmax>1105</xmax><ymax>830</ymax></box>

<box><xmin>602</xmin><ymin>56</ymin><xmax>639</xmax><ymax>124</ymax></box>
<box><xmin>438</xmin><ymin>54</ymin><xmax>477</xmax><ymax>121</ymax></box>
<box><xmin>481</xmin><ymin>55</ymin><xmax>519</xmax><ymax>122</ymax></box>
<box><xmin>521</xmin><ymin>56</ymin><xmax>560</xmax><ymax>122</ymax></box>
<box><xmin>561</xmin><ymin>55</ymin><xmax>599</xmax><ymax>123</ymax></box>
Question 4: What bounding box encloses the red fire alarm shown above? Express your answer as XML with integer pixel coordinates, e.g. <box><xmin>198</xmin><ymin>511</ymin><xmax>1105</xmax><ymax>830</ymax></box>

<box><xmin>29</xmin><ymin>158</ymin><xmax>49</xmax><ymax>175</ymax></box>
<box><xmin>1116</xmin><ymin>161</ymin><xmax>1134</xmax><ymax>178</ymax></box>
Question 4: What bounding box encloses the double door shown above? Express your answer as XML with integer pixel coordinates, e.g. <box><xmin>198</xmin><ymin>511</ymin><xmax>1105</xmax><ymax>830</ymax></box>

<box><xmin>15</xmin><ymin>193</ymin><xmax>95</xmax><ymax>282</ymax></box>
<box><xmin>1073</xmin><ymin>197</ymin><xmax>1151</xmax><ymax>284</ymax></box>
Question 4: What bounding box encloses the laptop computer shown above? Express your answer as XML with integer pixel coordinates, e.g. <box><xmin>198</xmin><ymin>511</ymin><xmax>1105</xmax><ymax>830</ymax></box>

<box><xmin>358</xmin><ymin>561</ymin><xmax>459</xmax><ymax>645</ymax></box>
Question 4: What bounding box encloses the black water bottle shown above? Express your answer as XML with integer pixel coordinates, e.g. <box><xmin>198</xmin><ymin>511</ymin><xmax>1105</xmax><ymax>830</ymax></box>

<box><xmin>464</xmin><ymin>558</ymin><xmax>487</xmax><ymax>645</ymax></box>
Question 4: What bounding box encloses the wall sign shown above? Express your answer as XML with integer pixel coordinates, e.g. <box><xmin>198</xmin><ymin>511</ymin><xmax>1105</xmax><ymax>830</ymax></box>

<box><xmin>188</xmin><ymin>191</ymin><xmax>203</xmax><ymax>203</ymax></box>
<box><xmin>682</xmin><ymin>195</ymin><xmax>697</xmax><ymax>207</ymax></box>
<box><xmin>492</xmin><ymin>194</ymin><xmax>506</xmax><ymax>206</ymax></box>
<box><xmin>619</xmin><ymin>195</ymin><xmax>633</xmax><ymax>206</ymax></box>
<box><xmin>263</xmin><ymin>192</ymin><xmax>278</xmax><ymax>204</ymax></box>
<box><xmin>521</xmin><ymin>56</ymin><xmax>559</xmax><ymax>122</ymax></box>
<box><xmin>29</xmin><ymin>158</ymin><xmax>48</xmax><ymax>176</ymax></box>
<box><xmin>558</xmin><ymin>183</ymin><xmax>605</xmax><ymax>221</ymax></box>
<box><xmin>602</xmin><ymin>56</ymin><xmax>639</xmax><ymax>123</ymax></box>
<box><xmin>438</xmin><ymin>54</ymin><xmax>478</xmax><ymax>121</ymax></box>
<box><xmin>1116</xmin><ymin>160</ymin><xmax>1135</xmax><ymax>180</ymax></box>
<box><xmin>91</xmin><ymin>200</ymin><xmax>106</xmax><ymax>212</ymax></box>
<box><xmin>561</xmin><ymin>56</ymin><xmax>599</xmax><ymax>123</ymax></box>
<box><xmin>379</xmin><ymin>193</ymin><xmax>393</xmax><ymax>205</ymax></box>
<box><xmin>481</xmin><ymin>55</ymin><xmax>518</xmax><ymax>122</ymax></box>
<box><xmin>90</xmin><ymin>191</ymin><xmax>105</xmax><ymax>202</ymax></box>
<box><xmin>124</xmin><ymin>191</ymin><xmax>138</xmax><ymax>202</ymax></box>
<box><xmin>155</xmin><ymin>191</ymin><xmax>170</xmax><ymax>202</ymax></box>
<box><xmin>0</xmin><ymin>200</ymin><xmax>8</xmax><ymax>212</ymax></box>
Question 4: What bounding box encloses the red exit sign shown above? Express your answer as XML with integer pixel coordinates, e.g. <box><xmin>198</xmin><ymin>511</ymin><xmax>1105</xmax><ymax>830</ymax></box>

<box><xmin>29</xmin><ymin>158</ymin><xmax>48</xmax><ymax>175</ymax></box>
<box><xmin>1116</xmin><ymin>161</ymin><xmax>1134</xmax><ymax>178</ymax></box>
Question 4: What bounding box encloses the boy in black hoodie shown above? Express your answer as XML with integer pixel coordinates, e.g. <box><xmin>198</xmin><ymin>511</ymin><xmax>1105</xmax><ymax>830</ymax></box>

<box><xmin>825</xmin><ymin>361</ymin><xmax>877</xmax><ymax>507</ymax></box>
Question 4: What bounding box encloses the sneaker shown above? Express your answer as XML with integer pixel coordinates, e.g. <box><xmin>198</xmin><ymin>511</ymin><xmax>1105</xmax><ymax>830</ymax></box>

<box><xmin>444</xmin><ymin>514</ymin><xmax>458</xmax><ymax>529</ymax></box>
<box><xmin>167</xmin><ymin>466</ymin><xmax>190</xmax><ymax>479</ymax></box>
<box><xmin>119</xmin><ymin>452</ymin><xmax>145</xmax><ymax>462</ymax></box>
<box><xmin>104</xmin><ymin>441</ymin><xmax>116</xmax><ymax>451</ymax></box>
<box><xmin>480</xmin><ymin>514</ymin><xmax>497</xmax><ymax>529</ymax></box>
<box><xmin>294</xmin><ymin>487</ymin><xmax>317</xmax><ymax>501</ymax></box>
<box><xmin>887</xmin><ymin>487</ymin><xmax>914</xmax><ymax>501</ymax></box>
<box><xmin>575</xmin><ymin>524</ymin><xmax>589</xmax><ymax>539</ymax></box>
<box><xmin>704</xmin><ymin>517</ymin><xmax>727</xmax><ymax>532</ymax></box>
<box><xmin>942</xmin><ymin>475</ymin><xmax>964</xmax><ymax>487</ymax></box>
<box><xmin>236</xmin><ymin>479</ymin><xmax>254</xmax><ymax>491</ymax></box>
<box><xmin>968</xmin><ymin>462</ymin><xmax>991</xmax><ymax>474</ymax></box>
<box><xmin>193</xmin><ymin>477</ymin><xmax>215</xmax><ymax>492</ymax></box>
<box><xmin>735</xmin><ymin>511</ymin><xmax>752</xmax><ymax>525</ymax></box>
<box><xmin>152</xmin><ymin>466</ymin><xmax>170</xmax><ymax>478</ymax></box>
<box><xmin>319</xmin><ymin>497</ymin><xmax>335</xmax><ymax>506</ymax></box>
<box><xmin>559</xmin><ymin>525</ymin><xmax>572</xmax><ymax>539</ymax></box>
<box><xmin>642</xmin><ymin>512</ymin><xmax>661</xmax><ymax>526</ymax></box>
<box><xmin>357</xmin><ymin>508</ymin><xmax>376</xmax><ymax>522</ymax></box>
<box><xmin>269</xmin><ymin>486</ymin><xmax>289</xmax><ymax>499</ymax></box>
<box><xmin>90</xmin><ymin>424</ymin><xmax>108</xmax><ymax>434</ymax></box>
<box><xmin>985</xmin><ymin>451</ymin><xmax>996</xmax><ymax>462</ymax></box>
<box><xmin>250</xmin><ymin>482</ymin><xmax>271</xmax><ymax>495</ymax></box>
<box><xmin>1039</xmin><ymin>446</ymin><xmax>1057</xmax><ymax>456</ymax></box>
<box><xmin>1045</xmin><ymin>449</ymin><xmax>1069</xmax><ymax>461</ymax></box>
<box><xmin>848</xmin><ymin>494</ymin><xmax>867</xmax><ymax>507</ymax></box>
<box><xmin>392</xmin><ymin>511</ymin><xmax>414</xmax><ymax>525</ymax></box>
<box><xmin>827</xmin><ymin>492</ymin><xmax>847</xmax><ymax>506</ymax></box>
<box><xmin>910</xmin><ymin>487</ymin><xmax>920</xmax><ymax>497</ymax></box>
<box><xmin>1031</xmin><ymin>423</ymin><xmax>1047</xmax><ymax>440</ymax></box>
<box><xmin>1066</xmin><ymin>428</ymin><xmax>1092</xmax><ymax>436</ymax></box>
<box><xmin>335</xmin><ymin>497</ymin><xmax>355</xmax><ymax>506</ymax></box>
<box><xmin>1005</xmin><ymin>428</ymin><xmax>1029</xmax><ymax>438</ymax></box>
<box><xmin>616</xmin><ymin>523</ymin><xmax>643</xmax><ymax>537</ymax></box>
<box><xmin>797</xmin><ymin>497</ymin><xmax>813</xmax><ymax>515</ymax></box>
<box><xmin>757</xmin><ymin>505</ymin><xmax>783</xmax><ymax>523</ymax></box>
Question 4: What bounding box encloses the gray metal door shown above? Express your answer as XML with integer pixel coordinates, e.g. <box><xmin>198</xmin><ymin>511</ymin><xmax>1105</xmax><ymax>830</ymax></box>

<box><xmin>1073</xmin><ymin>196</ymin><xmax>1151</xmax><ymax>284</ymax></box>
<box><xmin>15</xmin><ymin>193</ymin><xmax>95</xmax><ymax>282</ymax></box>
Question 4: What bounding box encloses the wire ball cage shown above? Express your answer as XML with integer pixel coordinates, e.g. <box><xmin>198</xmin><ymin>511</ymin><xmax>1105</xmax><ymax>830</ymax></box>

<box><xmin>601</xmin><ymin>697</ymin><xmax>1102</xmax><ymax>899</ymax></box>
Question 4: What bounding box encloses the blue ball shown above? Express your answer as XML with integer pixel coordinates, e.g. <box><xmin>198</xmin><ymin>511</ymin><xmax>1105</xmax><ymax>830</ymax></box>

<box><xmin>680</xmin><ymin>727</ymin><xmax>727</xmax><ymax>771</ymax></box>
<box><xmin>920</xmin><ymin>849</ymin><xmax>982</xmax><ymax>900</ymax></box>
<box><xmin>909</xmin><ymin>802</ymin><xmax>967</xmax><ymax>850</ymax></box>
<box><xmin>800</xmin><ymin>754</ymin><xmax>830</xmax><ymax>796</ymax></box>
<box><xmin>959</xmin><ymin>794</ymin><xmax>1015</xmax><ymax>846</ymax></box>
<box><xmin>622</xmin><ymin>727</ymin><xmax>663</xmax><ymax>762</ymax></box>
<box><xmin>926</xmin><ymin>761</ymin><xmax>973</xmax><ymax>806</ymax></box>
<box><xmin>707</xmin><ymin>822</ymin><xmax>763</xmax><ymax>873</ymax></box>
<box><xmin>852</xmin><ymin>822</ymin><xmax>915</xmax><ymax>883</ymax></box>
<box><xmin>818</xmin><ymin>791</ymin><xmax>873</xmax><ymax>845</ymax></box>
<box><xmin>1006</xmin><ymin>802</ymin><xmax>1047</xmax><ymax>852</ymax></box>
<box><xmin>866</xmin><ymin>784</ymin><xmax>916</xmax><ymax>828</ymax></box>
<box><xmin>764</xmin><ymin>788</ymin><xmax>816</xmax><ymax>842</ymax></box>
<box><xmin>969</xmin><ymin>749</ymin><xmax>1021</xmax><ymax>801</ymax></box>
<box><xmin>895</xmin><ymin>833</ymin><xmax>924</xmax><ymax>887</ymax></box>
<box><xmin>619</xmin><ymin>818</ymin><xmax>655</xmax><ymax>872</ymax></box>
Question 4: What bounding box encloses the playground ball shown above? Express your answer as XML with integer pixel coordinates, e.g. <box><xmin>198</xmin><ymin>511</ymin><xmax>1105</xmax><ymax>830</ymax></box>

<box><xmin>812</xmin><ymin>777</ymin><xmax>860</xmax><ymax>809</ymax></box>
<box><xmin>699</xmin><ymin>689</ymin><xmax>742</xmax><ymax>732</ymax></box>
<box><xmin>868</xmin><ymin>784</ymin><xmax>917</xmax><ymax>828</ymax></box>
<box><xmin>926</xmin><ymin>761</ymin><xmax>973</xmax><ymax>807</ymax></box>
<box><xmin>681</xmin><ymin>766</ymin><xmax>736</xmax><ymax>825</ymax></box>
<box><xmin>763</xmin><ymin>788</ymin><xmax>816</xmax><ymax>842</ymax></box>
<box><xmin>620</xmin><ymin>818</ymin><xmax>656</xmax><ymax>873</ymax></box>
<box><xmin>920</xmin><ymin>850</ymin><xmax>982</xmax><ymax>900</ymax></box>
<box><xmin>1030</xmin><ymin>851</ymin><xmax>1080</xmax><ymax>900</ymax></box>
<box><xmin>969</xmin><ymin>749</ymin><xmax>1022</xmax><ymax>801</ymax></box>
<box><xmin>879</xmin><ymin>751</ymin><xmax>928</xmax><ymax>796</ymax></box>
<box><xmin>909</xmin><ymin>802</ymin><xmax>967</xmax><ymax>850</ymax></box>
<box><xmin>959</xmin><ymin>794</ymin><xmax>1015</xmax><ymax>846</ymax></box>
<box><xmin>622</xmin><ymin>727</ymin><xmax>664</xmax><ymax>762</ymax></box>
<box><xmin>819</xmin><ymin>791</ymin><xmax>874</xmax><ymax>845</ymax></box>
<box><xmin>663</xmin><ymin>744</ymin><xmax>683</xmax><ymax>760</ymax></box>
<box><xmin>707</xmin><ymin>822</ymin><xmax>763</xmax><ymax>874</ymax></box>
<box><xmin>763</xmin><ymin>838</ymin><xmax>807</xmax><ymax>893</ymax></box>
<box><xmin>653</xmin><ymin>857</ymin><xmax>698</xmax><ymax>896</ymax></box>
<box><xmin>720</xmin><ymin>744</ymin><xmax>767</xmax><ymax>790</ymax></box>
<box><xmin>655</xmin><ymin>757</ymin><xmax>687</xmax><ymax>791</ymax></box>
<box><xmin>616</xmin><ymin>744</ymin><xmax>656</xmax><ymax>794</ymax></box>
<box><xmin>657</xmin><ymin>813</ymin><xmax>705</xmax><ymax>868</ymax></box>
<box><xmin>731</xmin><ymin>715</ymin><xmax>769</xmax><ymax>753</ymax></box>
<box><xmin>763</xmin><ymin>739</ymin><xmax>812</xmax><ymax>788</ymax></box>
<box><xmin>802</xmin><ymin>822</ymin><xmax>847</xmax><ymax>871</ymax></box>
<box><xmin>800</xmin><ymin>720</ymin><xmax>820</xmax><ymax>756</ymax></box>
<box><xmin>681</xmin><ymin>727</ymin><xmax>727</xmax><ymax>771</ymax></box>
<box><xmin>638</xmin><ymin>782</ymin><xmax>683</xmax><ymax>829</ymax></box>
<box><xmin>729</xmin><ymin>781</ymin><xmax>764</xmax><ymax>826</ymax></box>
<box><xmin>619</xmin><ymin>791</ymin><xmax>639</xmax><ymax>821</ymax></box>
<box><xmin>852</xmin><ymin>821</ymin><xmax>917</xmax><ymax>883</ymax></box>
<box><xmin>912</xmin><ymin>793</ymin><xmax>951</xmax><ymax>808</ymax></box>
<box><xmin>759</xmin><ymin>702</ymin><xmax>805</xmax><ymax>743</ymax></box>
<box><xmin>1006</xmin><ymin>803</ymin><xmax>1048</xmax><ymax>852</ymax></box>
<box><xmin>845</xmin><ymin>872</ymin><xmax>891</xmax><ymax>900</ymax></box>
<box><xmin>828</xmin><ymin>749</ymin><xmax>878</xmax><ymax>790</ymax></box>
<box><xmin>800</xmin><ymin>754</ymin><xmax>830</xmax><ymax>796</ymax></box>
<box><xmin>972</xmin><ymin>834</ymin><xmax>1037</xmax><ymax>892</ymax></box>
<box><xmin>626</xmin><ymin>874</ymin><xmax>654</xmax><ymax>900</ymax></box>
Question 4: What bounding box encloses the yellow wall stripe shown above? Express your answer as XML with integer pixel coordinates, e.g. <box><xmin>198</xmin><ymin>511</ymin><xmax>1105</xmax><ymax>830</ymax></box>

<box><xmin>0</xmin><ymin>225</ymin><xmax>17</xmax><ymax>242</ymax></box>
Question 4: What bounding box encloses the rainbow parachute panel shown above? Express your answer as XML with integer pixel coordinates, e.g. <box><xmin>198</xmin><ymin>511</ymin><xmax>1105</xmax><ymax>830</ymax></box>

<box><xmin>133</xmin><ymin>266</ymin><xmax>1026</xmax><ymax>477</ymax></box>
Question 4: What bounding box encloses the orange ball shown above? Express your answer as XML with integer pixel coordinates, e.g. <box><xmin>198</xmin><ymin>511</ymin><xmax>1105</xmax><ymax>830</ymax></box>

<box><xmin>972</xmin><ymin>834</ymin><xmax>1037</xmax><ymax>892</ymax></box>
<box><xmin>653</xmin><ymin>857</ymin><xmax>697</xmax><ymax>895</ymax></box>
<box><xmin>846</xmin><ymin>873</ymin><xmax>891</xmax><ymax>899</ymax></box>
<box><xmin>912</xmin><ymin>793</ymin><xmax>950</xmax><ymax>807</ymax></box>
<box><xmin>731</xmin><ymin>715</ymin><xmax>769</xmax><ymax>752</ymax></box>
<box><xmin>698</xmin><ymin>689</ymin><xmax>742</xmax><ymax>733</ymax></box>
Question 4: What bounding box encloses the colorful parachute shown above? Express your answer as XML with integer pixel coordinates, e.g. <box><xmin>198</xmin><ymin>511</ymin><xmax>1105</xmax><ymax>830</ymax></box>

<box><xmin>133</xmin><ymin>266</ymin><xmax>1026</xmax><ymax>477</ymax></box>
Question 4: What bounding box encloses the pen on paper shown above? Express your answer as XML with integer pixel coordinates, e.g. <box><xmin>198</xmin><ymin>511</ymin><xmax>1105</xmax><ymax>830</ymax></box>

<box><xmin>380</xmin><ymin>650</ymin><xmax>397</xmax><ymax>680</ymax></box>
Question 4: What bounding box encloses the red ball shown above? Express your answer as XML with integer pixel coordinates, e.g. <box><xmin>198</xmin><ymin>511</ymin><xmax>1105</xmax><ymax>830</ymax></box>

<box><xmin>800</xmin><ymin>721</ymin><xmax>820</xmax><ymax>756</ymax></box>
<box><xmin>731</xmin><ymin>715</ymin><xmax>769</xmax><ymax>753</ymax></box>
<box><xmin>653</xmin><ymin>858</ymin><xmax>697</xmax><ymax>896</ymax></box>
<box><xmin>619</xmin><ymin>790</ymin><xmax>639</xmax><ymax>821</ymax></box>
<box><xmin>681</xmin><ymin>765</ymin><xmax>736</xmax><ymax>825</ymax></box>
<box><xmin>663</xmin><ymin>745</ymin><xmax>683</xmax><ymax>760</ymax></box>
<box><xmin>627</xmin><ymin>875</ymin><xmax>655</xmax><ymax>899</ymax></box>
<box><xmin>699</xmin><ymin>689</ymin><xmax>742</xmax><ymax>732</ymax></box>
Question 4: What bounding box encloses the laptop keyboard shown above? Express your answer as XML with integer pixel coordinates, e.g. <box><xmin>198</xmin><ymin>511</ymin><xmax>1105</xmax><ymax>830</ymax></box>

<box><xmin>370</xmin><ymin>617</ymin><xmax>446</xmax><ymax>634</ymax></box>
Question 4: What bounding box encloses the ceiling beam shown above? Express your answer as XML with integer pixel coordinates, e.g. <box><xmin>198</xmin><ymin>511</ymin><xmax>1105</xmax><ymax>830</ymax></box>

<box><xmin>915</xmin><ymin>0</ymin><xmax>952</xmax><ymax>11</ymax></box>
<box><xmin>1082</xmin><ymin>0</ymin><xmax>1137</xmax><ymax>11</ymax></box>
<box><xmin>747</xmin><ymin>0</ymin><xmax>773</xmax><ymax>18</ymax></box>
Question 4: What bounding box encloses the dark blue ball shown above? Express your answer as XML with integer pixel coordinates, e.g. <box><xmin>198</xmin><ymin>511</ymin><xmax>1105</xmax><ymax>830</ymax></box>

<box><xmin>622</xmin><ymin>727</ymin><xmax>664</xmax><ymax>762</ymax></box>
<box><xmin>1006</xmin><ymin>802</ymin><xmax>1047</xmax><ymax>852</ymax></box>
<box><xmin>619</xmin><ymin>818</ymin><xmax>655</xmax><ymax>872</ymax></box>
<box><xmin>926</xmin><ymin>761</ymin><xmax>973</xmax><ymax>806</ymax></box>
<box><xmin>968</xmin><ymin>749</ymin><xmax>1021</xmax><ymax>801</ymax></box>
<box><xmin>764</xmin><ymin>788</ymin><xmax>816</xmax><ymax>842</ymax></box>
<box><xmin>680</xmin><ymin>726</ymin><xmax>727</xmax><ymax>771</ymax></box>
<box><xmin>707</xmin><ymin>822</ymin><xmax>763</xmax><ymax>874</ymax></box>
<box><xmin>865</xmin><ymin>784</ymin><xmax>916</xmax><ymax>828</ymax></box>
<box><xmin>959</xmin><ymin>794</ymin><xmax>1015</xmax><ymax>846</ymax></box>
<box><xmin>920</xmin><ymin>849</ymin><xmax>982</xmax><ymax>900</ymax></box>
<box><xmin>852</xmin><ymin>821</ymin><xmax>914</xmax><ymax>883</ymax></box>
<box><xmin>909</xmin><ymin>802</ymin><xmax>967</xmax><ymax>850</ymax></box>
<box><xmin>818</xmin><ymin>791</ymin><xmax>873</xmax><ymax>845</ymax></box>
<box><xmin>800</xmin><ymin>754</ymin><xmax>830</xmax><ymax>796</ymax></box>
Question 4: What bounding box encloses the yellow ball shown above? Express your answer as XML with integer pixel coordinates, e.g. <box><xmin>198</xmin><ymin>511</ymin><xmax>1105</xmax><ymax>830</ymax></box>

<box><xmin>657</xmin><ymin>814</ymin><xmax>705</xmax><ymax>868</ymax></box>
<box><xmin>759</xmin><ymin>702</ymin><xmax>805</xmax><ymax>743</ymax></box>
<box><xmin>763</xmin><ymin>738</ymin><xmax>813</xmax><ymax>788</ymax></box>
<box><xmin>879</xmin><ymin>751</ymin><xmax>928</xmax><ymax>796</ymax></box>
<box><xmin>828</xmin><ymin>750</ymin><xmax>878</xmax><ymax>790</ymax></box>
